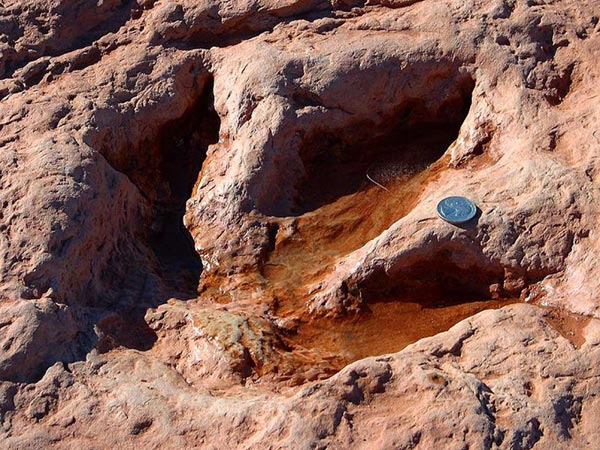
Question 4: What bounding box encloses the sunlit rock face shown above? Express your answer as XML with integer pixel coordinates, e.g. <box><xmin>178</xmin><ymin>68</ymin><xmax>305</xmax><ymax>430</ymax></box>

<box><xmin>1</xmin><ymin>0</ymin><xmax>600</xmax><ymax>448</ymax></box>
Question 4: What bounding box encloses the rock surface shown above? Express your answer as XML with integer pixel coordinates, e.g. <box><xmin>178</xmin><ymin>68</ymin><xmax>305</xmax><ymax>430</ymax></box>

<box><xmin>1</xmin><ymin>0</ymin><xmax>600</xmax><ymax>448</ymax></box>
<box><xmin>3</xmin><ymin>305</ymin><xmax>600</xmax><ymax>449</ymax></box>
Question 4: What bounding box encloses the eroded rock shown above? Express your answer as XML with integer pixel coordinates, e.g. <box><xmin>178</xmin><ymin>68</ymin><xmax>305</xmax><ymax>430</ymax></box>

<box><xmin>1</xmin><ymin>0</ymin><xmax>600</xmax><ymax>448</ymax></box>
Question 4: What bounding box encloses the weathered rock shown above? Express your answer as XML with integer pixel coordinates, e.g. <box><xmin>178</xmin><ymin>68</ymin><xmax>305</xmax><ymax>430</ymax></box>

<box><xmin>186</xmin><ymin>0</ymin><xmax>600</xmax><ymax>319</ymax></box>
<box><xmin>0</xmin><ymin>0</ymin><xmax>600</xmax><ymax>448</ymax></box>
<box><xmin>2</xmin><ymin>305</ymin><xmax>600</xmax><ymax>449</ymax></box>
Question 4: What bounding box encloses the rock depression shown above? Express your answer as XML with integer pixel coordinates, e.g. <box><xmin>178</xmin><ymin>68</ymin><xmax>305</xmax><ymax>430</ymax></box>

<box><xmin>1</xmin><ymin>0</ymin><xmax>600</xmax><ymax>448</ymax></box>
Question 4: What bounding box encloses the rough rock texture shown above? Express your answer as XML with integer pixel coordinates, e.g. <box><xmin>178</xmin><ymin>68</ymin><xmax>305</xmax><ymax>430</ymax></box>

<box><xmin>3</xmin><ymin>305</ymin><xmax>600</xmax><ymax>449</ymax></box>
<box><xmin>1</xmin><ymin>0</ymin><xmax>600</xmax><ymax>448</ymax></box>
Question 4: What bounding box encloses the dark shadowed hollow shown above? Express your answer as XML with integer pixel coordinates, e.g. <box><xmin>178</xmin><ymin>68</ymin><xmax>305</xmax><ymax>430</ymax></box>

<box><xmin>290</xmin><ymin>75</ymin><xmax>476</xmax><ymax>215</ymax></box>
<box><xmin>262</xmin><ymin>74</ymin><xmax>517</xmax><ymax>366</ymax></box>
<box><xmin>96</xmin><ymin>79</ymin><xmax>221</xmax><ymax>354</ymax></box>
<box><xmin>147</xmin><ymin>78</ymin><xmax>220</xmax><ymax>297</ymax></box>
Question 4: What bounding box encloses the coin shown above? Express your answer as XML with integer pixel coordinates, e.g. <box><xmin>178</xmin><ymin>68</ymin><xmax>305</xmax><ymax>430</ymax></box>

<box><xmin>436</xmin><ymin>196</ymin><xmax>477</xmax><ymax>224</ymax></box>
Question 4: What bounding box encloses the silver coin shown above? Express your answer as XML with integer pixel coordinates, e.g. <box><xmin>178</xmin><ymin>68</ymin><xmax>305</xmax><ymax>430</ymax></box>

<box><xmin>436</xmin><ymin>196</ymin><xmax>477</xmax><ymax>224</ymax></box>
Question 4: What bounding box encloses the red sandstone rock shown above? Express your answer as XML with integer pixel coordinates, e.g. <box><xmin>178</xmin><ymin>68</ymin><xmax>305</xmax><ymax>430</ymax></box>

<box><xmin>3</xmin><ymin>305</ymin><xmax>600</xmax><ymax>449</ymax></box>
<box><xmin>0</xmin><ymin>0</ymin><xmax>600</xmax><ymax>448</ymax></box>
